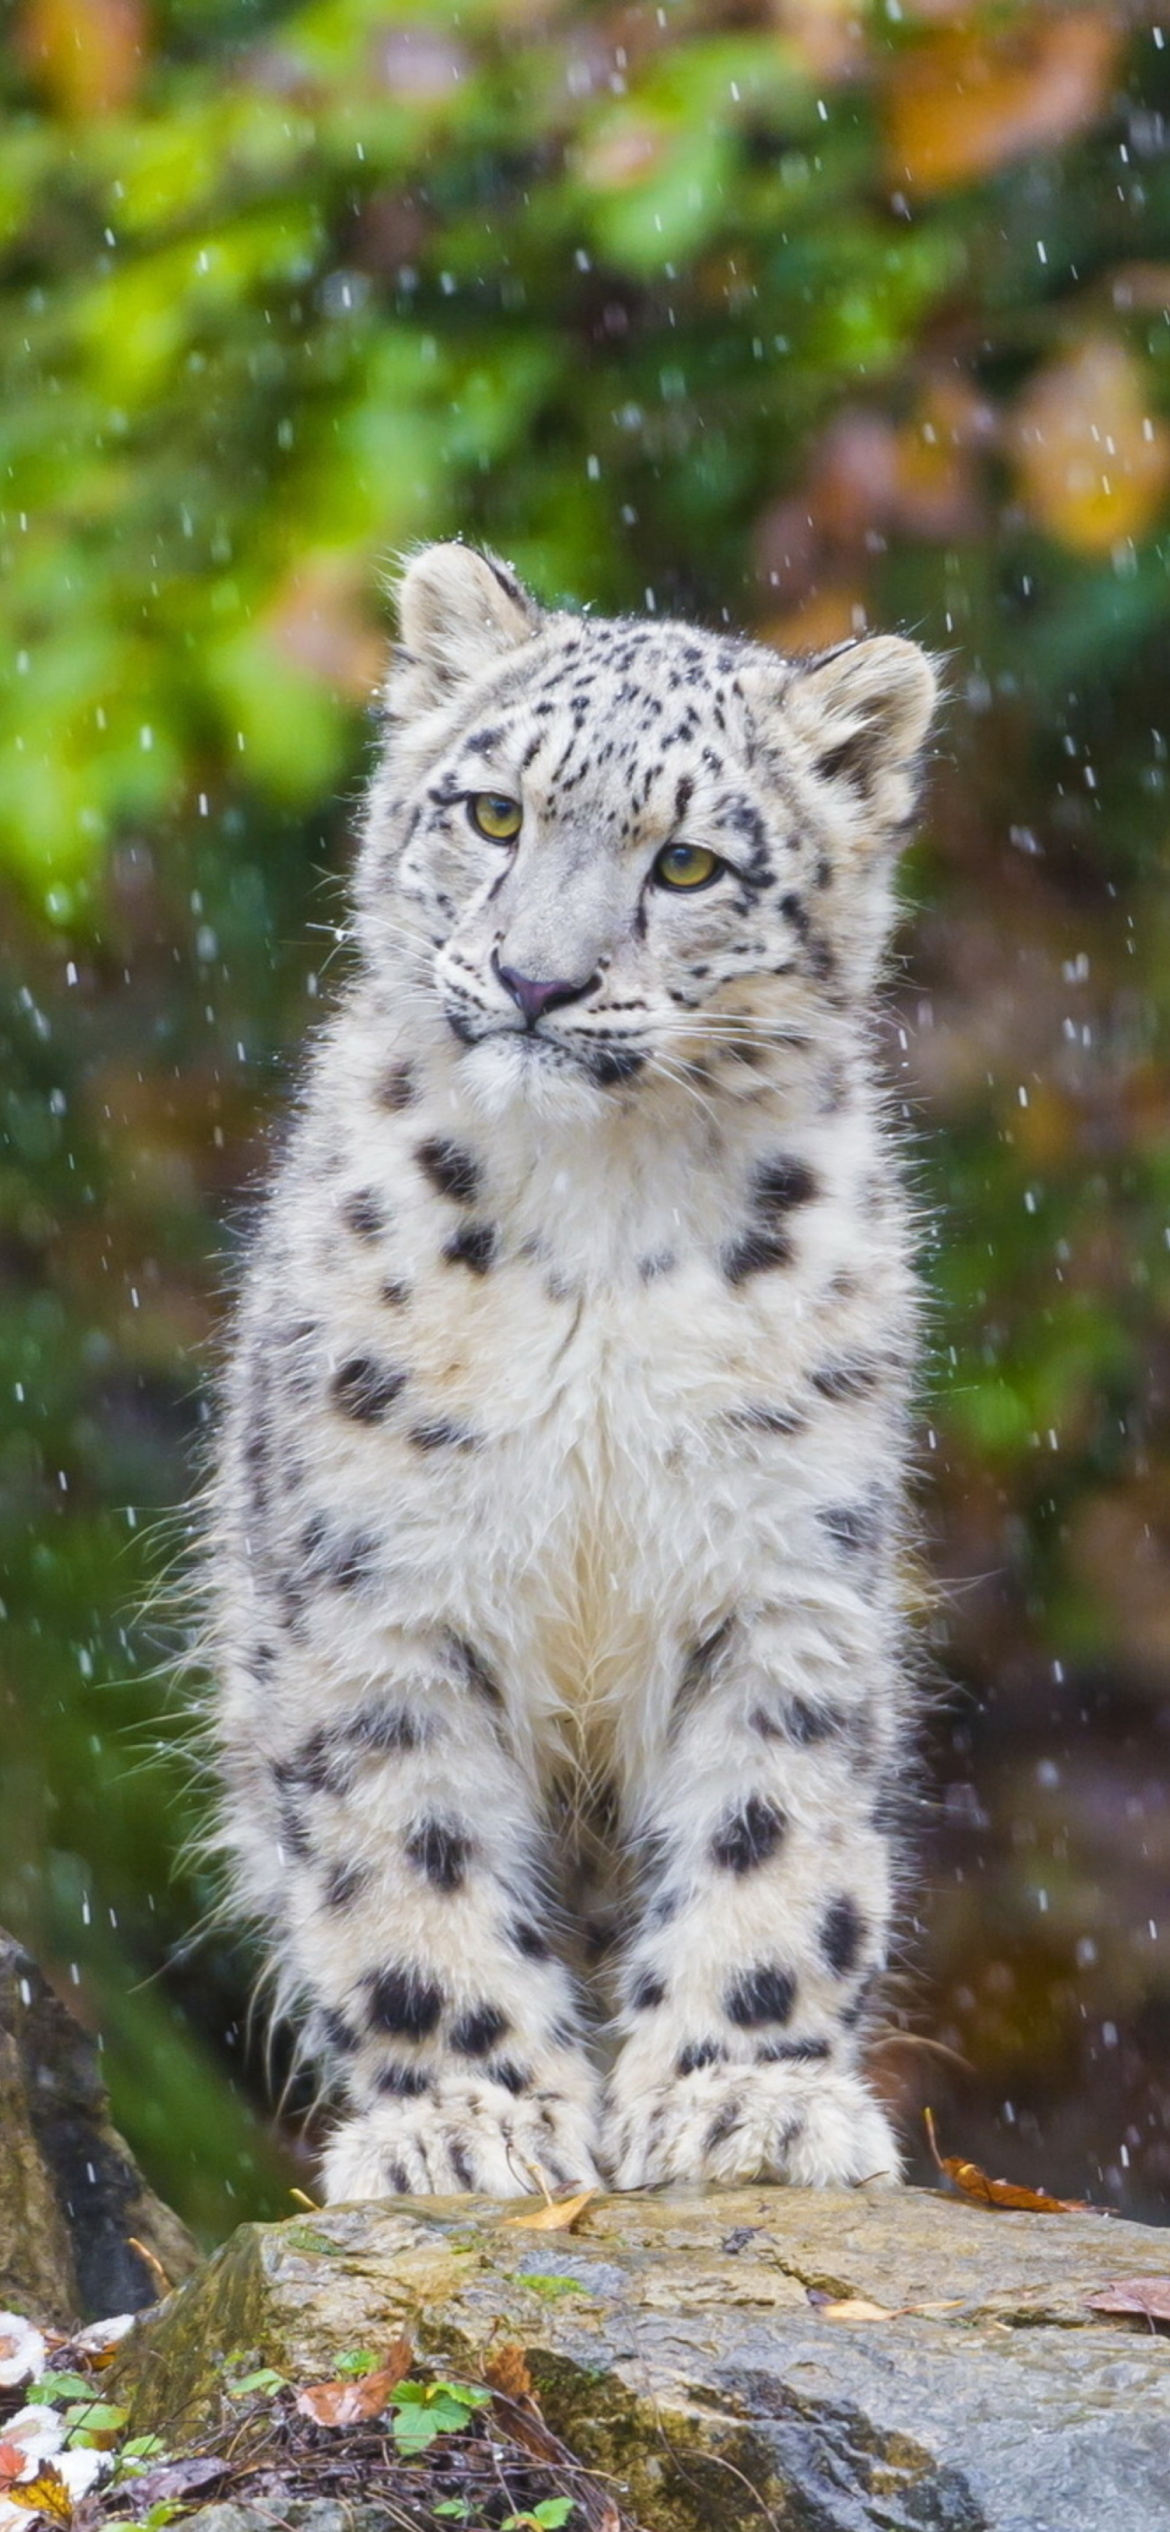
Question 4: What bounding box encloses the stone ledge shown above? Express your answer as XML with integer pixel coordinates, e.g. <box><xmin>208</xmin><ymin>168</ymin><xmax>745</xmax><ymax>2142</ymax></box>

<box><xmin>112</xmin><ymin>2183</ymin><xmax>1170</xmax><ymax>2532</ymax></box>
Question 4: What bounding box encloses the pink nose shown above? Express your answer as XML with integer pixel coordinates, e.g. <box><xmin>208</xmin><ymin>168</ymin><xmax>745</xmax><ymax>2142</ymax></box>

<box><xmin>496</xmin><ymin>962</ymin><xmax>595</xmax><ymax>1024</ymax></box>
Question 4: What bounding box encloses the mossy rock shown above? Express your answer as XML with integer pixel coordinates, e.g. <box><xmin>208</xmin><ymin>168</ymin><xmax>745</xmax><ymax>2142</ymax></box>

<box><xmin>113</xmin><ymin>2183</ymin><xmax>1170</xmax><ymax>2529</ymax></box>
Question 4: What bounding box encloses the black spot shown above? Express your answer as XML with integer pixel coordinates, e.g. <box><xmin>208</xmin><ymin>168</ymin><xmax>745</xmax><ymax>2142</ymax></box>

<box><xmin>787</xmin><ymin>1696</ymin><xmax>848</xmax><ymax>1745</ymax></box>
<box><xmin>321</xmin><ymin>2008</ymin><xmax>360</xmax><ymax>2055</ymax></box>
<box><xmin>820</xmin><ymin>1500</ymin><xmax>882</xmax><ymax>1556</ymax></box>
<box><xmin>840</xmin><ymin>1972</ymin><xmax>878</xmax><ymax>2030</ymax></box>
<box><xmin>676</xmin><ymin>2040</ymin><xmax>725</xmax><ymax>2076</ymax></box>
<box><xmin>811</xmin><ymin>1357</ymin><xmax>883</xmax><ymax>1402</ymax></box>
<box><xmin>753</xmin><ymin>1155</ymin><xmax>819</xmax><ymax>1218</ymax></box>
<box><xmin>583</xmin><ymin>1045</ymin><xmax>645</xmax><ymax>1086</ymax></box>
<box><xmin>705</xmin><ymin>2100</ymin><xmax>740</xmax><ymax>2152</ymax></box>
<box><xmin>416</xmin><ymin>1136</ymin><xmax>481</xmax><ymax>1205</ymax></box>
<box><xmin>723</xmin><ymin>1226</ymin><xmax>795</xmax><ymax>1285</ymax></box>
<box><xmin>821</xmin><ymin>1895</ymin><xmax>866</xmax><ymax>1977</ymax></box>
<box><xmin>409</xmin><ymin>1418</ymin><xmax>478</xmax><ymax>1451</ymax></box>
<box><xmin>274</xmin><ymin>1728</ymin><xmax>336</xmax><ymax>1794</ymax></box>
<box><xmin>324</xmin><ymin>1860</ymin><xmax>372</xmax><ymax>1911</ymax></box>
<box><xmin>365</xmin><ymin>1966</ymin><xmax>444</xmax><ymax>2040</ymax></box>
<box><xmin>345</xmin><ymin>1700</ymin><xmax>427</xmax><ymax>1758</ymax></box>
<box><xmin>377</xmin><ymin>1062</ymin><xmax>417</xmax><ymax>1110</ymax></box>
<box><xmin>381</xmin><ymin>1277</ymin><xmax>412</xmax><ymax>1308</ymax></box>
<box><xmin>757</xmin><ymin>2037</ymin><xmax>831</xmax><ymax>2063</ymax></box>
<box><xmin>375</xmin><ymin>2061</ymin><xmax>431</xmax><ymax>2098</ymax></box>
<box><xmin>449</xmin><ymin>2139</ymin><xmax>477</xmax><ymax>2190</ymax></box>
<box><xmin>301</xmin><ymin>1515</ymin><xmax>379</xmax><ymax>1591</ymax></box>
<box><xmin>385</xmin><ymin>2159</ymin><xmax>411</xmax><ymax>2196</ymax></box>
<box><xmin>510</xmin><ymin>1918</ymin><xmax>551</xmax><ymax>1961</ymax></box>
<box><xmin>584</xmin><ymin>1914</ymin><xmax>617</xmax><ymax>1962</ymax></box>
<box><xmin>630</xmin><ymin>1971</ymin><xmax>666</xmax><ymax>2011</ymax></box>
<box><xmin>490</xmin><ymin>2059</ymin><xmax>531</xmax><ymax>2095</ymax></box>
<box><xmin>710</xmin><ymin>1797</ymin><xmax>787</xmax><ymax>1875</ymax></box>
<box><xmin>675</xmin><ymin>1617</ymin><xmax>733</xmax><ymax>1722</ymax></box>
<box><xmin>725</xmin><ymin>1963</ymin><xmax>797</xmax><ymax>2029</ymax></box>
<box><xmin>450</xmin><ymin>2003</ymin><xmax>510</xmax><ymax>2057</ymax></box>
<box><xmin>341</xmin><ymin>1189</ymin><xmax>386</xmax><ymax>1241</ymax></box>
<box><xmin>277</xmin><ymin>1799</ymin><xmax>313</xmax><ymax>1862</ymax></box>
<box><xmin>443</xmin><ymin>1221</ymin><xmax>498</xmax><ymax>1274</ymax></box>
<box><xmin>638</xmin><ymin>1249</ymin><xmax>676</xmax><ymax>1282</ymax></box>
<box><xmin>446</xmin><ymin>1632</ymin><xmax>504</xmax><ymax>1710</ymax></box>
<box><xmin>406</xmin><ymin>1818</ymin><xmax>471</xmax><ymax>1892</ymax></box>
<box><xmin>331</xmin><ymin>1354</ymin><xmax>408</xmax><ymax>1421</ymax></box>
<box><xmin>728</xmin><ymin>1404</ymin><xmax>806</xmax><ymax>1436</ymax></box>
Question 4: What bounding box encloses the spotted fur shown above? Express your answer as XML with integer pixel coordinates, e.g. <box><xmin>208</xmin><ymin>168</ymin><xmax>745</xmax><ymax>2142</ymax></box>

<box><xmin>207</xmin><ymin>543</ymin><xmax>937</xmax><ymax>2201</ymax></box>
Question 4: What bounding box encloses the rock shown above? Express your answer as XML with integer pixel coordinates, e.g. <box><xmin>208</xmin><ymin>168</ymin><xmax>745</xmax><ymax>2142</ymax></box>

<box><xmin>112</xmin><ymin>2182</ymin><xmax>1170</xmax><ymax>2531</ymax></box>
<box><xmin>0</xmin><ymin>1928</ymin><xmax>201</xmax><ymax>2325</ymax></box>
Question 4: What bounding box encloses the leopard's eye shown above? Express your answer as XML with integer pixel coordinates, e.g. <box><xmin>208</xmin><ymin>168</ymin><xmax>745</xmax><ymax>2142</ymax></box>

<box><xmin>652</xmin><ymin>842</ymin><xmax>723</xmax><ymax>891</ymax></box>
<box><xmin>468</xmin><ymin>793</ymin><xmax>522</xmax><ymax>842</ymax></box>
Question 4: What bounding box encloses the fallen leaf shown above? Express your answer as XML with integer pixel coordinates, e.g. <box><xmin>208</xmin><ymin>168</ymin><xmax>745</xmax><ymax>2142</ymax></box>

<box><xmin>506</xmin><ymin>2190</ymin><xmax>595</xmax><ymax>2233</ymax></box>
<box><xmin>1009</xmin><ymin>335</ymin><xmax>1170</xmax><ymax>556</ymax></box>
<box><xmin>125</xmin><ymin>2238</ymin><xmax>170</xmax><ymax>2301</ymax></box>
<box><xmin>1085</xmin><ymin>2277</ymin><xmax>1170</xmax><ymax>2323</ymax></box>
<box><xmin>122</xmin><ymin>2458</ymin><xmax>227</xmax><ymax>2508</ymax></box>
<box><xmin>6</xmin><ymin>2467</ymin><xmax>72</xmax><ymax>2523</ymax></box>
<box><xmin>295</xmin><ymin>2337</ymin><xmax>413</xmax><ymax>2426</ymax></box>
<box><xmin>0</xmin><ymin>2451</ymin><xmax>26</xmax><ymax>2488</ymax></box>
<box><xmin>885</xmin><ymin>13</ymin><xmax>1120</xmax><ymax>193</ymax></box>
<box><xmin>924</xmin><ymin>2109</ymin><xmax>1096</xmax><ymax>2214</ymax></box>
<box><xmin>483</xmin><ymin>2344</ymin><xmax>535</xmax><ymax>2404</ymax></box>
<box><xmin>819</xmin><ymin>2296</ymin><xmax>899</xmax><ymax>2323</ymax></box>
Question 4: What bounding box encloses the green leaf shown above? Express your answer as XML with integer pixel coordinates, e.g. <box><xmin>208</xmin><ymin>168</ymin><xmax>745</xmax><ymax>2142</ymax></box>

<box><xmin>226</xmin><ymin>2367</ymin><xmax>288</xmax><ymax>2397</ymax></box>
<box><xmin>26</xmin><ymin>2375</ymin><xmax>93</xmax><ymax>2404</ymax></box>
<box><xmin>334</xmin><ymin>2349</ymin><xmax>380</xmax><ymax>2376</ymax></box>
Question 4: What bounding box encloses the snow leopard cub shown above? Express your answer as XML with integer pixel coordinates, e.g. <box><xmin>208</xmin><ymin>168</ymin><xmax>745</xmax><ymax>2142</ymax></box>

<box><xmin>209</xmin><ymin>543</ymin><xmax>937</xmax><ymax>2201</ymax></box>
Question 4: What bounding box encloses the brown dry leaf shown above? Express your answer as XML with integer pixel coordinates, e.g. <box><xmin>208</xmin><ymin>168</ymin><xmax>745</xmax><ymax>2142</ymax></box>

<box><xmin>1009</xmin><ymin>335</ymin><xmax>1170</xmax><ymax>556</ymax></box>
<box><xmin>506</xmin><ymin>2188</ymin><xmax>595</xmax><ymax>2233</ymax></box>
<box><xmin>482</xmin><ymin>2342</ymin><xmax>535</xmax><ymax>2403</ymax></box>
<box><xmin>7</xmin><ymin>2467</ymin><xmax>73</xmax><ymax>2524</ymax></box>
<box><xmin>885</xmin><ymin>13</ymin><xmax>1119</xmax><ymax>193</ymax></box>
<box><xmin>295</xmin><ymin>2336</ymin><xmax>413</xmax><ymax>2426</ymax></box>
<box><xmin>1085</xmin><ymin>2277</ymin><xmax>1170</xmax><ymax>2322</ymax></box>
<box><xmin>924</xmin><ymin>2109</ymin><xmax>1094</xmax><ymax>2214</ymax></box>
<box><xmin>820</xmin><ymin>2296</ymin><xmax>900</xmax><ymax>2323</ymax></box>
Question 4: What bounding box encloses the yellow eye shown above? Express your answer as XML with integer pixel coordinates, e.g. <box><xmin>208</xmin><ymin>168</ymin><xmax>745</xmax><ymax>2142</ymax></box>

<box><xmin>653</xmin><ymin>842</ymin><xmax>722</xmax><ymax>891</ymax></box>
<box><xmin>468</xmin><ymin>793</ymin><xmax>522</xmax><ymax>842</ymax></box>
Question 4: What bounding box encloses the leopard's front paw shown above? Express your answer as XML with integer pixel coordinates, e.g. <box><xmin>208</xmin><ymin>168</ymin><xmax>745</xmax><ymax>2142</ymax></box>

<box><xmin>605</xmin><ymin>2058</ymin><xmax>900</xmax><ymax>2192</ymax></box>
<box><xmin>321</xmin><ymin>2074</ymin><xmax>602</xmax><ymax>2203</ymax></box>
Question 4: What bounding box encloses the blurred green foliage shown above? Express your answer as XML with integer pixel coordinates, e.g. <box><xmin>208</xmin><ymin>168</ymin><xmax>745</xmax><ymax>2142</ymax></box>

<box><xmin>5</xmin><ymin>0</ymin><xmax>1170</xmax><ymax>2234</ymax></box>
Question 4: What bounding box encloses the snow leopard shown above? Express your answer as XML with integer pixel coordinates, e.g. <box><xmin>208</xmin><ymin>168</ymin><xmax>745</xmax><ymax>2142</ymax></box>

<box><xmin>207</xmin><ymin>542</ymin><xmax>937</xmax><ymax>2202</ymax></box>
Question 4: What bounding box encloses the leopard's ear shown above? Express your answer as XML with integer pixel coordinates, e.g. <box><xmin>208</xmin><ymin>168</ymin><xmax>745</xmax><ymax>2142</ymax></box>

<box><xmin>785</xmin><ymin>635</ymin><xmax>939</xmax><ymax>839</ymax></box>
<box><xmin>387</xmin><ymin>543</ymin><xmax>542</xmax><ymax>718</ymax></box>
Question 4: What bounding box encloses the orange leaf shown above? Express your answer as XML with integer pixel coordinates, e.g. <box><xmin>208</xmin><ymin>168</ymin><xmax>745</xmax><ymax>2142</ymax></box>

<box><xmin>0</xmin><ymin>2446</ymin><xmax>27</xmax><ymax>2486</ymax></box>
<box><xmin>923</xmin><ymin>2109</ymin><xmax>1095</xmax><ymax>2215</ymax></box>
<box><xmin>17</xmin><ymin>0</ymin><xmax>147</xmax><ymax>119</ymax></box>
<box><xmin>505</xmin><ymin>2188</ymin><xmax>595</xmax><ymax>2232</ymax></box>
<box><xmin>482</xmin><ymin>2343</ymin><xmax>535</xmax><ymax>2404</ymax></box>
<box><xmin>885</xmin><ymin>14</ymin><xmax>1119</xmax><ymax>194</ymax></box>
<box><xmin>1086</xmin><ymin>2277</ymin><xmax>1170</xmax><ymax>2322</ymax></box>
<box><xmin>294</xmin><ymin>2337</ymin><xmax>412</xmax><ymax>2426</ymax></box>
<box><xmin>1009</xmin><ymin>335</ymin><xmax>1170</xmax><ymax>556</ymax></box>
<box><xmin>7</xmin><ymin>2468</ymin><xmax>73</xmax><ymax>2524</ymax></box>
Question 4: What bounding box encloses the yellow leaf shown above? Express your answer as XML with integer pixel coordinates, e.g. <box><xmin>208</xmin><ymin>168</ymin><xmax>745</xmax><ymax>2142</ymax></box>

<box><xmin>505</xmin><ymin>2189</ymin><xmax>596</xmax><ymax>2233</ymax></box>
<box><xmin>885</xmin><ymin>14</ymin><xmax>1119</xmax><ymax>194</ymax></box>
<box><xmin>1009</xmin><ymin>336</ymin><xmax>1170</xmax><ymax>556</ymax></box>
<box><xmin>820</xmin><ymin>2297</ymin><xmax>899</xmax><ymax>2323</ymax></box>
<box><xmin>8</xmin><ymin>2468</ymin><xmax>73</xmax><ymax>2524</ymax></box>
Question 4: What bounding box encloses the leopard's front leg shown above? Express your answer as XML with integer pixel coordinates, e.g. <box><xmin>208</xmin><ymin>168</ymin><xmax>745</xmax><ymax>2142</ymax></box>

<box><xmin>222</xmin><ymin>1625</ymin><xmax>601</xmax><ymax>2201</ymax></box>
<box><xmin>604</xmin><ymin>1602</ymin><xmax>901</xmax><ymax>2190</ymax></box>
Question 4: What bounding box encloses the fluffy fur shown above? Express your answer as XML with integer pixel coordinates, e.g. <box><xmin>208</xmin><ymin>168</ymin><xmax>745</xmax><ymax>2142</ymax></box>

<box><xmin>207</xmin><ymin>544</ymin><xmax>937</xmax><ymax>2199</ymax></box>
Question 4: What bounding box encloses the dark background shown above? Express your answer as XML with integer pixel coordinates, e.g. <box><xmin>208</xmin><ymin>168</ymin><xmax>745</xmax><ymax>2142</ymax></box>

<box><xmin>4</xmin><ymin>0</ymin><xmax>1170</xmax><ymax>2240</ymax></box>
